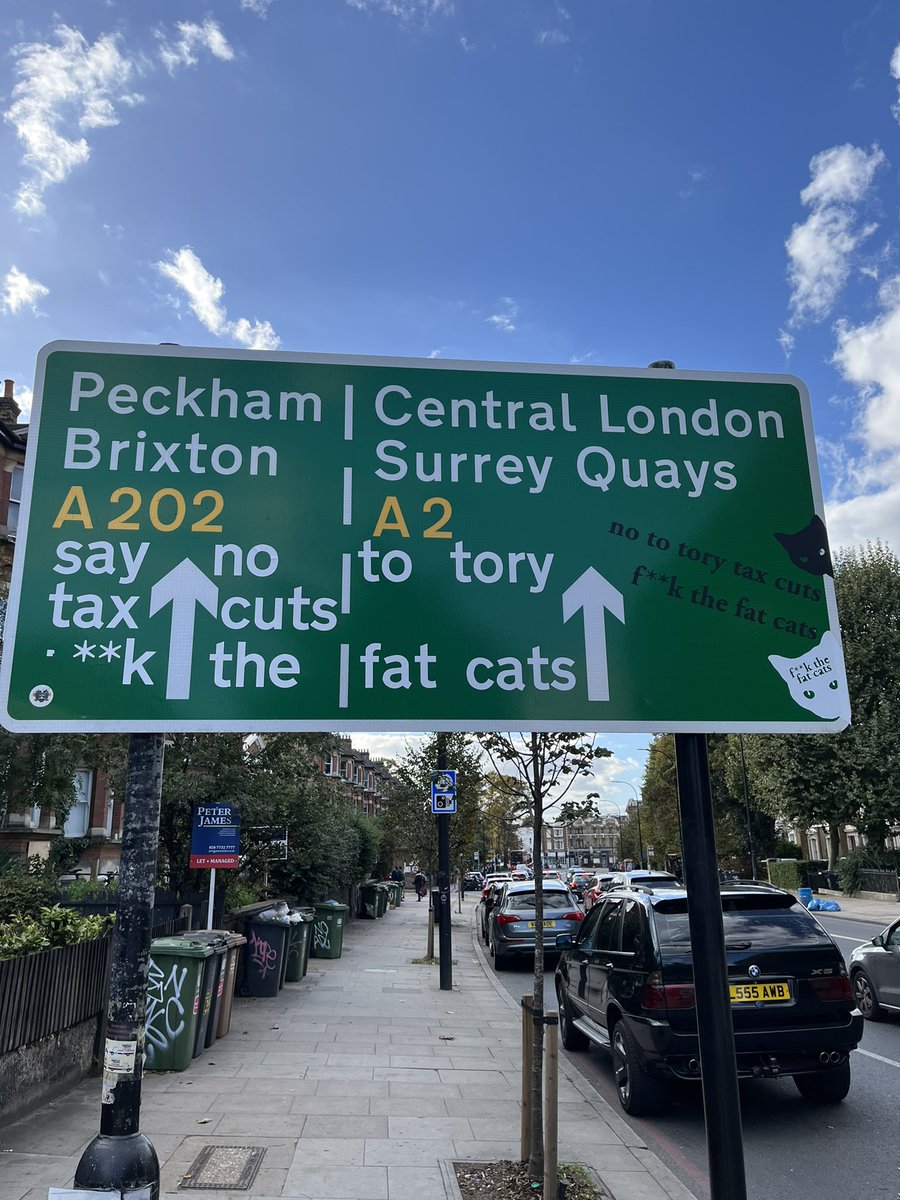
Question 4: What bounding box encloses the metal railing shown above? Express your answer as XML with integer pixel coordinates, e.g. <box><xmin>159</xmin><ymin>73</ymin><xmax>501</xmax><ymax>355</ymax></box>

<box><xmin>857</xmin><ymin>868</ymin><xmax>900</xmax><ymax>898</ymax></box>
<box><xmin>0</xmin><ymin>907</ymin><xmax>191</xmax><ymax>1056</ymax></box>
<box><xmin>0</xmin><ymin>934</ymin><xmax>112</xmax><ymax>1057</ymax></box>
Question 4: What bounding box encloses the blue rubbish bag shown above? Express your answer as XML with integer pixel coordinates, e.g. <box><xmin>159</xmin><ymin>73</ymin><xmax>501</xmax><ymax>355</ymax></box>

<box><xmin>808</xmin><ymin>897</ymin><xmax>841</xmax><ymax>911</ymax></box>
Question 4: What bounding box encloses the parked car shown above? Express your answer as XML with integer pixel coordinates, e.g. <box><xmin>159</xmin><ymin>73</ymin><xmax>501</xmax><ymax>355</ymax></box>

<box><xmin>567</xmin><ymin>870</ymin><xmax>596</xmax><ymax>901</ymax></box>
<box><xmin>480</xmin><ymin>872</ymin><xmax>512</xmax><ymax>900</ymax></box>
<box><xmin>463</xmin><ymin>871</ymin><xmax>484</xmax><ymax>892</ymax></box>
<box><xmin>488</xmin><ymin>880</ymin><xmax>585</xmax><ymax>970</ymax></box>
<box><xmin>555</xmin><ymin>881</ymin><xmax>862</xmax><ymax>1115</ymax></box>
<box><xmin>583</xmin><ymin>873</ymin><xmax>615</xmax><ymax>910</ymax></box>
<box><xmin>606</xmin><ymin>869</ymin><xmax>681</xmax><ymax>892</ymax></box>
<box><xmin>480</xmin><ymin>879</ymin><xmax>508</xmax><ymax>942</ymax></box>
<box><xmin>849</xmin><ymin>917</ymin><xmax>900</xmax><ymax>1020</ymax></box>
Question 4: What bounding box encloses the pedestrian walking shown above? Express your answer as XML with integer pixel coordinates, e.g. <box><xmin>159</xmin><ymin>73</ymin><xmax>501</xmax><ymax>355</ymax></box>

<box><xmin>413</xmin><ymin>871</ymin><xmax>427</xmax><ymax>900</ymax></box>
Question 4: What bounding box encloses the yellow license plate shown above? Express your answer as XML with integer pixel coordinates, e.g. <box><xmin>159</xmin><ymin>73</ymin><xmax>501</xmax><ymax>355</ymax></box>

<box><xmin>527</xmin><ymin>920</ymin><xmax>558</xmax><ymax>928</ymax></box>
<box><xmin>729</xmin><ymin>981</ymin><xmax>790</xmax><ymax>1003</ymax></box>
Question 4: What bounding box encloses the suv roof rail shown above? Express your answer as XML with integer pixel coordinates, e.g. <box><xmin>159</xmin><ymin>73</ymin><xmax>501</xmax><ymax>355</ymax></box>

<box><xmin>719</xmin><ymin>879</ymin><xmax>785</xmax><ymax>892</ymax></box>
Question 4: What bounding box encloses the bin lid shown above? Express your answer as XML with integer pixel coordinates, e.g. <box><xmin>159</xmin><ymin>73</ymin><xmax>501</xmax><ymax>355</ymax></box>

<box><xmin>314</xmin><ymin>900</ymin><xmax>349</xmax><ymax>912</ymax></box>
<box><xmin>150</xmin><ymin>936</ymin><xmax>212</xmax><ymax>957</ymax></box>
<box><xmin>178</xmin><ymin>931</ymin><xmax>229</xmax><ymax>950</ymax></box>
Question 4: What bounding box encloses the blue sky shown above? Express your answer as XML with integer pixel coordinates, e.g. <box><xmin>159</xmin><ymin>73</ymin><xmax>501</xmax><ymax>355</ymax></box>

<box><xmin>2</xmin><ymin>0</ymin><xmax>899</xmax><ymax>812</ymax></box>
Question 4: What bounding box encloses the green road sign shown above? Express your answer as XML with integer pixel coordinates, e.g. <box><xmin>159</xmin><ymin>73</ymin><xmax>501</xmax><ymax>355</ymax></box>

<box><xmin>0</xmin><ymin>341</ymin><xmax>849</xmax><ymax>733</ymax></box>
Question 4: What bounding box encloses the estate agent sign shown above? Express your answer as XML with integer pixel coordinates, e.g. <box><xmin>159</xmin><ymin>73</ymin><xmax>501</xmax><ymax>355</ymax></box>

<box><xmin>0</xmin><ymin>342</ymin><xmax>848</xmax><ymax>733</ymax></box>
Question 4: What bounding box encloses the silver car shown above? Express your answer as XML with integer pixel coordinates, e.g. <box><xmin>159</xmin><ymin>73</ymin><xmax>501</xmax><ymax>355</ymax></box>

<box><xmin>488</xmin><ymin>880</ymin><xmax>585</xmax><ymax>970</ymax></box>
<box><xmin>849</xmin><ymin>916</ymin><xmax>900</xmax><ymax>1020</ymax></box>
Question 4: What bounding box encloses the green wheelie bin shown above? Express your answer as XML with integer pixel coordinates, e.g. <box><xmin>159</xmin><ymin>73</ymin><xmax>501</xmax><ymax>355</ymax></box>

<box><xmin>360</xmin><ymin>881</ymin><xmax>380</xmax><ymax>919</ymax></box>
<box><xmin>144</xmin><ymin>937</ymin><xmax>212</xmax><ymax>1071</ymax></box>
<box><xmin>311</xmin><ymin>900</ymin><xmax>348</xmax><ymax>959</ymax></box>
<box><xmin>284</xmin><ymin>908</ymin><xmax>314</xmax><ymax>981</ymax></box>
<box><xmin>178</xmin><ymin>931</ymin><xmax>229</xmax><ymax>1053</ymax></box>
<box><xmin>374</xmin><ymin>883</ymin><xmax>389</xmax><ymax>917</ymax></box>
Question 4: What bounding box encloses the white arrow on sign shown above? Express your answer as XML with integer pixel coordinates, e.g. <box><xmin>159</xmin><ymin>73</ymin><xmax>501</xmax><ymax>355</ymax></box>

<box><xmin>149</xmin><ymin>559</ymin><xmax>219</xmax><ymax>700</ymax></box>
<box><xmin>562</xmin><ymin>567</ymin><xmax>625</xmax><ymax>702</ymax></box>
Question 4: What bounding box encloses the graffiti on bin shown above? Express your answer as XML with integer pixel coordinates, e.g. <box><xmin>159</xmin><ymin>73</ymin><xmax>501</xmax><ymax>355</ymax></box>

<box><xmin>314</xmin><ymin>915</ymin><xmax>342</xmax><ymax>951</ymax></box>
<box><xmin>248</xmin><ymin>928</ymin><xmax>278</xmax><ymax>977</ymax></box>
<box><xmin>314</xmin><ymin>919</ymin><xmax>330</xmax><ymax>951</ymax></box>
<box><xmin>145</xmin><ymin>958</ymin><xmax>188</xmax><ymax>1066</ymax></box>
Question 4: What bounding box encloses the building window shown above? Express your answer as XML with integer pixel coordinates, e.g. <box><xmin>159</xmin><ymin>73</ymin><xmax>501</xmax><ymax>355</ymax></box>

<box><xmin>7</xmin><ymin>465</ymin><xmax>22</xmax><ymax>533</ymax></box>
<box><xmin>64</xmin><ymin>769</ymin><xmax>93</xmax><ymax>838</ymax></box>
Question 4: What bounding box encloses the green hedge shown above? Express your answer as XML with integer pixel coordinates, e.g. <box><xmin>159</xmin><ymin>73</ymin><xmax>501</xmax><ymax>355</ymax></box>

<box><xmin>766</xmin><ymin>860</ymin><xmax>824</xmax><ymax>890</ymax></box>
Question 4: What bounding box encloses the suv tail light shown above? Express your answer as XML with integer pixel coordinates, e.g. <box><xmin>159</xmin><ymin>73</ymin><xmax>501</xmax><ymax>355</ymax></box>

<box><xmin>563</xmin><ymin>911</ymin><xmax>585</xmax><ymax>922</ymax></box>
<box><xmin>497</xmin><ymin>913</ymin><xmax>518</xmax><ymax>926</ymax></box>
<box><xmin>809</xmin><ymin>976</ymin><xmax>853</xmax><ymax>1003</ymax></box>
<box><xmin>640</xmin><ymin>970</ymin><xmax>696</xmax><ymax>1010</ymax></box>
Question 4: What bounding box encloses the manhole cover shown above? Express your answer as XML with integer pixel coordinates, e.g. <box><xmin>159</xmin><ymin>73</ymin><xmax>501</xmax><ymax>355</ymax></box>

<box><xmin>180</xmin><ymin>1144</ymin><xmax>267</xmax><ymax>1190</ymax></box>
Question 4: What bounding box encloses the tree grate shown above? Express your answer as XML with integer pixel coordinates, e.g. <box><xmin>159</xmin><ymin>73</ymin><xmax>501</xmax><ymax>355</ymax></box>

<box><xmin>179</xmin><ymin>1144</ymin><xmax>266</xmax><ymax>1190</ymax></box>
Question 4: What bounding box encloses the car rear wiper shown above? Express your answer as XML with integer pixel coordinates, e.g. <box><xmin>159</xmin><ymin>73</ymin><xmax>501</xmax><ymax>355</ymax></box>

<box><xmin>724</xmin><ymin>940</ymin><xmax>753</xmax><ymax>949</ymax></box>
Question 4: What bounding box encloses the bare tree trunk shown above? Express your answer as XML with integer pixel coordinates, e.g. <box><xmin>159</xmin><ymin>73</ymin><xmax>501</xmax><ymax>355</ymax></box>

<box><xmin>828</xmin><ymin>824</ymin><xmax>841</xmax><ymax>870</ymax></box>
<box><xmin>529</xmin><ymin>733</ymin><xmax>544</xmax><ymax>1179</ymax></box>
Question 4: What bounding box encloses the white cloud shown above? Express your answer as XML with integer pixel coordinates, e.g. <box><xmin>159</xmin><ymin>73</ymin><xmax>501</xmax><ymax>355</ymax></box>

<box><xmin>345</xmin><ymin>0</ymin><xmax>454</xmax><ymax>22</ymax></box>
<box><xmin>834</xmin><ymin>274</ymin><xmax>900</xmax><ymax>450</ymax></box>
<box><xmin>777</xmin><ymin>328</ymin><xmax>795</xmax><ymax>357</ymax></box>
<box><xmin>785</xmin><ymin>143</ymin><xmax>886</xmax><ymax>324</ymax></box>
<box><xmin>891</xmin><ymin>43</ymin><xmax>900</xmax><ymax>123</ymax></box>
<box><xmin>14</xmin><ymin>386</ymin><xmax>34</xmax><ymax>423</ymax></box>
<box><xmin>156</xmin><ymin>247</ymin><xmax>280</xmax><ymax>350</ymax></box>
<box><xmin>821</xmin><ymin>274</ymin><xmax>900</xmax><ymax>550</ymax></box>
<box><xmin>1</xmin><ymin>266</ymin><xmax>49</xmax><ymax>314</ymax></box>
<box><xmin>3</xmin><ymin>25</ymin><xmax>141</xmax><ymax>216</ymax></box>
<box><xmin>826</xmin><ymin>472</ymin><xmax>900</xmax><ymax>554</ymax></box>
<box><xmin>241</xmin><ymin>0</ymin><xmax>275</xmax><ymax>16</ymax></box>
<box><xmin>536</xmin><ymin>29</ymin><xmax>569</xmax><ymax>47</ymax></box>
<box><xmin>486</xmin><ymin>297</ymin><xmax>518</xmax><ymax>333</ymax></box>
<box><xmin>157</xmin><ymin>20</ymin><xmax>235</xmax><ymax>75</ymax></box>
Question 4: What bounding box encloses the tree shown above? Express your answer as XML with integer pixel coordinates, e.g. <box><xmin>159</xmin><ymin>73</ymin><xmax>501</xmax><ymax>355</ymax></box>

<box><xmin>380</xmin><ymin>733</ymin><xmax>485</xmax><ymax>878</ymax></box>
<box><xmin>478</xmin><ymin>732</ymin><xmax>611</xmax><ymax>1182</ymax></box>
<box><xmin>156</xmin><ymin>732</ymin><xmax>355</xmax><ymax>902</ymax></box>
<box><xmin>745</xmin><ymin>542</ymin><xmax>900</xmax><ymax>861</ymax></box>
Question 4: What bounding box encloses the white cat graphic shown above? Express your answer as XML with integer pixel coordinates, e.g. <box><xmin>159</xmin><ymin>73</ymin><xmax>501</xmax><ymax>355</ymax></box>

<box><xmin>768</xmin><ymin>630</ymin><xmax>844</xmax><ymax>720</ymax></box>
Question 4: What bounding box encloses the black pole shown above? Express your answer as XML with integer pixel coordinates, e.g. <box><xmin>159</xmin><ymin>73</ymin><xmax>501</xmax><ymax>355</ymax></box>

<box><xmin>437</xmin><ymin>735</ymin><xmax>452</xmax><ymax>990</ymax></box>
<box><xmin>675</xmin><ymin>733</ymin><xmax>748</xmax><ymax>1200</ymax></box>
<box><xmin>738</xmin><ymin>735</ymin><xmax>757</xmax><ymax>879</ymax></box>
<box><xmin>74</xmin><ymin>732</ymin><xmax>166</xmax><ymax>1199</ymax></box>
<box><xmin>634</xmin><ymin>797</ymin><xmax>644</xmax><ymax>868</ymax></box>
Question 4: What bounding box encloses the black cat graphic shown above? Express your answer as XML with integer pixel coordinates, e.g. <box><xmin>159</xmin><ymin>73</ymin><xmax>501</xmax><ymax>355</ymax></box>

<box><xmin>775</xmin><ymin>515</ymin><xmax>833</xmax><ymax>577</ymax></box>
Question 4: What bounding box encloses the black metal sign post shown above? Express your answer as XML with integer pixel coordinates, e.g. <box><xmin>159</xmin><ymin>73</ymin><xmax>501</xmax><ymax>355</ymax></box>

<box><xmin>436</xmin><ymin>735</ymin><xmax>452</xmax><ymax>991</ymax></box>
<box><xmin>74</xmin><ymin>732</ymin><xmax>166</xmax><ymax>1199</ymax></box>
<box><xmin>674</xmin><ymin>732</ymin><xmax>748</xmax><ymax>1200</ymax></box>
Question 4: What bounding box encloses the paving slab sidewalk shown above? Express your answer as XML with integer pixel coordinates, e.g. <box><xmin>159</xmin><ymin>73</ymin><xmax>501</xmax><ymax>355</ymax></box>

<box><xmin>0</xmin><ymin>891</ymin><xmax>697</xmax><ymax>1200</ymax></box>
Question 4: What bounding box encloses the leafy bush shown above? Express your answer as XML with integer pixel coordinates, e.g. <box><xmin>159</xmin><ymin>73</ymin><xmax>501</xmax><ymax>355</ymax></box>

<box><xmin>0</xmin><ymin>904</ymin><xmax>114</xmax><ymax>960</ymax></box>
<box><xmin>0</xmin><ymin>874</ymin><xmax>57</xmax><ymax>922</ymax></box>
<box><xmin>836</xmin><ymin>845</ymin><xmax>900</xmax><ymax>895</ymax></box>
<box><xmin>60</xmin><ymin>877</ymin><xmax>119</xmax><ymax>901</ymax></box>
<box><xmin>224</xmin><ymin>879</ymin><xmax>263</xmax><ymax>912</ymax></box>
<box><xmin>771</xmin><ymin>839</ymin><xmax>802</xmax><ymax>860</ymax></box>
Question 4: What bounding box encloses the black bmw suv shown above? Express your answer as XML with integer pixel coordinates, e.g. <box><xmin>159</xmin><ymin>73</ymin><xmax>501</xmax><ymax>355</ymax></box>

<box><xmin>555</xmin><ymin>881</ymin><xmax>863</xmax><ymax>1116</ymax></box>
